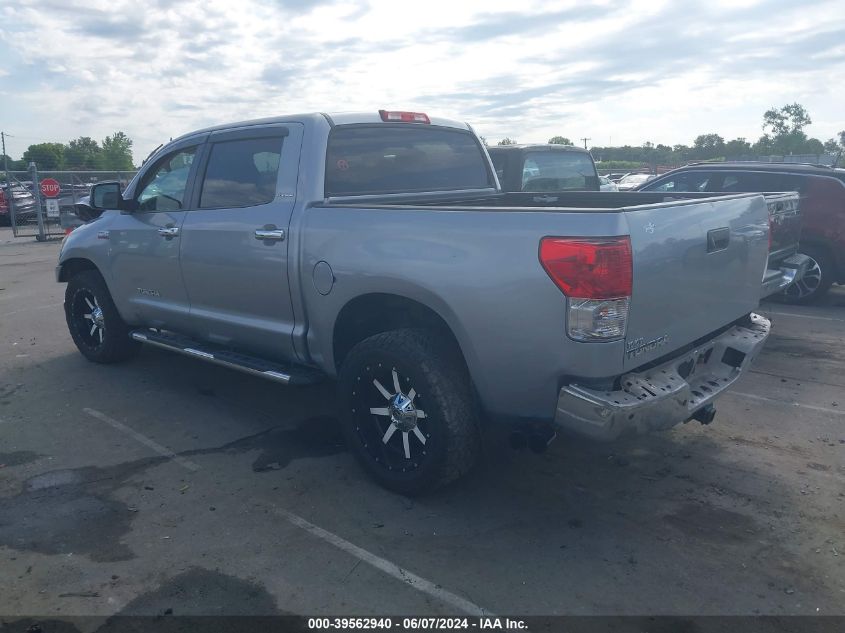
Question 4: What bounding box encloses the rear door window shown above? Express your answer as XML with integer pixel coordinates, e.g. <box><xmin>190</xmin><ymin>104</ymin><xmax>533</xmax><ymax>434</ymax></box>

<box><xmin>715</xmin><ymin>172</ymin><xmax>805</xmax><ymax>193</ymax></box>
<box><xmin>325</xmin><ymin>126</ymin><xmax>493</xmax><ymax>196</ymax></box>
<box><xmin>199</xmin><ymin>137</ymin><xmax>283</xmax><ymax>209</ymax></box>
<box><xmin>647</xmin><ymin>171</ymin><xmax>711</xmax><ymax>192</ymax></box>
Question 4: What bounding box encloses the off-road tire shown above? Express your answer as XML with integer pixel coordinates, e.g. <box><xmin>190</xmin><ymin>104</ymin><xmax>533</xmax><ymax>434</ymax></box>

<box><xmin>338</xmin><ymin>328</ymin><xmax>481</xmax><ymax>495</ymax></box>
<box><xmin>65</xmin><ymin>269</ymin><xmax>139</xmax><ymax>363</ymax></box>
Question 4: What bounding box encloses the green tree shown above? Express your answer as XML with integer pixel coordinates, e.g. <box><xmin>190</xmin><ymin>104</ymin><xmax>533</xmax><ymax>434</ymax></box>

<box><xmin>548</xmin><ymin>136</ymin><xmax>572</xmax><ymax>145</ymax></box>
<box><xmin>803</xmin><ymin>137</ymin><xmax>824</xmax><ymax>154</ymax></box>
<box><xmin>22</xmin><ymin>143</ymin><xmax>65</xmax><ymax>170</ymax></box>
<box><xmin>751</xmin><ymin>134</ymin><xmax>774</xmax><ymax>155</ymax></box>
<box><xmin>824</xmin><ymin>138</ymin><xmax>841</xmax><ymax>153</ymax></box>
<box><xmin>65</xmin><ymin>137</ymin><xmax>102</xmax><ymax>169</ymax></box>
<box><xmin>763</xmin><ymin>103</ymin><xmax>812</xmax><ymax>136</ymax></box>
<box><xmin>101</xmin><ymin>131</ymin><xmax>135</xmax><ymax>170</ymax></box>
<box><xmin>498</xmin><ymin>137</ymin><xmax>517</xmax><ymax>145</ymax></box>
<box><xmin>692</xmin><ymin>133</ymin><xmax>725</xmax><ymax>159</ymax></box>
<box><xmin>724</xmin><ymin>137</ymin><xmax>752</xmax><ymax>157</ymax></box>
<box><xmin>0</xmin><ymin>154</ymin><xmax>26</xmax><ymax>170</ymax></box>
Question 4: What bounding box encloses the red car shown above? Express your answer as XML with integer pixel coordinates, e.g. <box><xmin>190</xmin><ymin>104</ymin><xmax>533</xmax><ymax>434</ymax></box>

<box><xmin>639</xmin><ymin>162</ymin><xmax>845</xmax><ymax>303</ymax></box>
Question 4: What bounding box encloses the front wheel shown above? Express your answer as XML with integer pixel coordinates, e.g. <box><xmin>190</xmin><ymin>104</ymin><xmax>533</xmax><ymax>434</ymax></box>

<box><xmin>781</xmin><ymin>245</ymin><xmax>834</xmax><ymax>305</ymax></box>
<box><xmin>337</xmin><ymin>329</ymin><xmax>481</xmax><ymax>495</ymax></box>
<box><xmin>65</xmin><ymin>269</ymin><xmax>139</xmax><ymax>363</ymax></box>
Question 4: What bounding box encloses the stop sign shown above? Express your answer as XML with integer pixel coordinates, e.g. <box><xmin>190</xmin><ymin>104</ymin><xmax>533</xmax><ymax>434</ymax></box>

<box><xmin>40</xmin><ymin>178</ymin><xmax>61</xmax><ymax>198</ymax></box>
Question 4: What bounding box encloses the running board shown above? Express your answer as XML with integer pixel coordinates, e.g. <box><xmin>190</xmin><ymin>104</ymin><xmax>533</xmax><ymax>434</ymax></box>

<box><xmin>129</xmin><ymin>329</ymin><xmax>323</xmax><ymax>385</ymax></box>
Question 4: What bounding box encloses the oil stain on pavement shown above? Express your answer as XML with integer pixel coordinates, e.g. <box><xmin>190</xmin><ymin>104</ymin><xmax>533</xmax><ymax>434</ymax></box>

<box><xmin>0</xmin><ymin>415</ymin><xmax>346</xmax><ymax>561</ymax></box>
<box><xmin>108</xmin><ymin>567</ymin><xmax>287</xmax><ymax>616</ymax></box>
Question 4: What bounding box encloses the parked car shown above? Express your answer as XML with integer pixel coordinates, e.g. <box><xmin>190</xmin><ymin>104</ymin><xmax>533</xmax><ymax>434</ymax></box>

<box><xmin>639</xmin><ymin>162</ymin><xmax>845</xmax><ymax>303</ymax></box>
<box><xmin>599</xmin><ymin>175</ymin><xmax>618</xmax><ymax>191</ymax></box>
<box><xmin>0</xmin><ymin>182</ymin><xmax>36</xmax><ymax>225</ymax></box>
<box><xmin>616</xmin><ymin>173</ymin><xmax>654</xmax><ymax>190</ymax></box>
<box><xmin>487</xmin><ymin>144</ymin><xmax>599</xmax><ymax>192</ymax></box>
<box><xmin>61</xmin><ymin>110</ymin><xmax>775</xmax><ymax>494</ymax></box>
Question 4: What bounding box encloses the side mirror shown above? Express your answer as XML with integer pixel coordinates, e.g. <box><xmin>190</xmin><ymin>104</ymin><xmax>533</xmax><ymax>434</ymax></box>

<box><xmin>91</xmin><ymin>181</ymin><xmax>123</xmax><ymax>210</ymax></box>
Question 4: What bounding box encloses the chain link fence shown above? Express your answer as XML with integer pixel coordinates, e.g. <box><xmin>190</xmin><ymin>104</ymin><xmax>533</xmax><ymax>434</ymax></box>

<box><xmin>1</xmin><ymin>168</ymin><xmax>136</xmax><ymax>240</ymax></box>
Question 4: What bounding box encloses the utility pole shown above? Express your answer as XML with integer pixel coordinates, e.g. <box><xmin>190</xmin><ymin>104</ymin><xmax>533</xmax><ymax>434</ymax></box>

<box><xmin>580</xmin><ymin>137</ymin><xmax>591</xmax><ymax>150</ymax></box>
<box><xmin>2</xmin><ymin>132</ymin><xmax>13</xmax><ymax>232</ymax></box>
<box><xmin>1</xmin><ymin>131</ymin><xmax>9</xmax><ymax>177</ymax></box>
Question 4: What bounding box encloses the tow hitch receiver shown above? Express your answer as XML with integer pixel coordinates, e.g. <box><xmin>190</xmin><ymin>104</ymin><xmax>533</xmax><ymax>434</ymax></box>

<box><xmin>691</xmin><ymin>404</ymin><xmax>717</xmax><ymax>425</ymax></box>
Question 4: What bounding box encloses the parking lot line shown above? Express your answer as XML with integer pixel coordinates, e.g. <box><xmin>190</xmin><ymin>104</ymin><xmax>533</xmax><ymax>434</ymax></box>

<box><xmin>82</xmin><ymin>406</ymin><xmax>487</xmax><ymax>615</ymax></box>
<box><xmin>764</xmin><ymin>310</ymin><xmax>845</xmax><ymax>323</ymax></box>
<box><xmin>273</xmin><ymin>507</ymin><xmax>490</xmax><ymax>616</ymax></box>
<box><xmin>0</xmin><ymin>301</ymin><xmax>62</xmax><ymax>318</ymax></box>
<box><xmin>83</xmin><ymin>407</ymin><xmax>201</xmax><ymax>471</ymax></box>
<box><xmin>728</xmin><ymin>392</ymin><xmax>845</xmax><ymax>416</ymax></box>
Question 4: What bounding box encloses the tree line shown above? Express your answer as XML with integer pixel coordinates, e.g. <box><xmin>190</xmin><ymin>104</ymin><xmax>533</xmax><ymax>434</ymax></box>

<box><xmin>493</xmin><ymin>104</ymin><xmax>845</xmax><ymax>166</ymax></box>
<box><xmin>2</xmin><ymin>131</ymin><xmax>135</xmax><ymax>171</ymax></box>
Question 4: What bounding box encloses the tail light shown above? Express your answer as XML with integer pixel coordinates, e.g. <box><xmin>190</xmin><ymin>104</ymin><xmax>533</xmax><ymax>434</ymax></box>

<box><xmin>378</xmin><ymin>110</ymin><xmax>430</xmax><ymax>124</ymax></box>
<box><xmin>539</xmin><ymin>237</ymin><xmax>632</xmax><ymax>341</ymax></box>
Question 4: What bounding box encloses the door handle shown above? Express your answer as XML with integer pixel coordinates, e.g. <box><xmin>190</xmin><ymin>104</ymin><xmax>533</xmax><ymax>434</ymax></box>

<box><xmin>158</xmin><ymin>226</ymin><xmax>180</xmax><ymax>238</ymax></box>
<box><xmin>707</xmin><ymin>227</ymin><xmax>730</xmax><ymax>253</ymax></box>
<box><xmin>254</xmin><ymin>228</ymin><xmax>285</xmax><ymax>241</ymax></box>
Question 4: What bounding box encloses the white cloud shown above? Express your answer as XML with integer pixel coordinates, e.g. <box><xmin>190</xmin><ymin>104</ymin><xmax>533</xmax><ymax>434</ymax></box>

<box><xmin>0</xmin><ymin>0</ymin><xmax>843</xmax><ymax>161</ymax></box>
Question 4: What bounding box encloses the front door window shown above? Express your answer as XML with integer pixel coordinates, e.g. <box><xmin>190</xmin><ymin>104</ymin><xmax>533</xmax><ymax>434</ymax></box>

<box><xmin>136</xmin><ymin>149</ymin><xmax>197</xmax><ymax>211</ymax></box>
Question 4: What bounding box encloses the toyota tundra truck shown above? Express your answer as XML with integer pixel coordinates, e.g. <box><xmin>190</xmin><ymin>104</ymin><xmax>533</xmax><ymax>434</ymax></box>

<box><xmin>60</xmin><ymin>110</ymin><xmax>774</xmax><ymax>494</ymax></box>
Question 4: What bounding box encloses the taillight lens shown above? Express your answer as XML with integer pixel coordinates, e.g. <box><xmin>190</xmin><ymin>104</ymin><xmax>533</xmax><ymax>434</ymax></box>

<box><xmin>539</xmin><ymin>237</ymin><xmax>632</xmax><ymax>341</ymax></box>
<box><xmin>378</xmin><ymin>110</ymin><xmax>430</xmax><ymax>124</ymax></box>
<box><xmin>539</xmin><ymin>237</ymin><xmax>632</xmax><ymax>298</ymax></box>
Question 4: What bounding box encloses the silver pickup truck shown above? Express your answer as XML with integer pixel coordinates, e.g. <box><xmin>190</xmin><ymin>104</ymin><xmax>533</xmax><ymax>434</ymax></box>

<box><xmin>60</xmin><ymin>110</ymin><xmax>775</xmax><ymax>494</ymax></box>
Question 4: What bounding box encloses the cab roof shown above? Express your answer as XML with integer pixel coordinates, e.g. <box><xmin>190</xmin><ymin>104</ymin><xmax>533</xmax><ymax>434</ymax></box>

<box><xmin>170</xmin><ymin>111</ymin><xmax>471</xmax><ymax>145</ymax></box>
<box><xmin>488</xmin><ymin>144</ymin><xmax>591</xmax><ymax>154</ymax></box>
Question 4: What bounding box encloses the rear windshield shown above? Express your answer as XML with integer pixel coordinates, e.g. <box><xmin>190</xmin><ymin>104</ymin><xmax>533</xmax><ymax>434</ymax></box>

<box><xmin>325</xmin><ymin>125</ymin><xmax>493</xmax><ymax>196</ymax></box>
<box><xmin>521</xmin><ymin>151</ymin><xmax>596</xmax><ymax>191</ymax></box>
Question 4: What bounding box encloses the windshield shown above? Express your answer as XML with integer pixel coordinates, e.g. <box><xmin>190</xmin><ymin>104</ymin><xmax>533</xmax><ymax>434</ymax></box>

<box><xmin>521</xmin><ymin>151</ymin><xmax>596</xmax><ymax>191</ymax></box>
<box><xmin>325</xmin><ymin>125</ymin><xmax>493</xmax><ymax>196</ymax></box>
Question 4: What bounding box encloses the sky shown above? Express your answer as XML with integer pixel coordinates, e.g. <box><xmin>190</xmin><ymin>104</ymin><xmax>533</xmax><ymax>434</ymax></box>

<box><xmin>1</xmin><ymin>0</ymin><xmax>843</xmax><ymax>164</ymax></box>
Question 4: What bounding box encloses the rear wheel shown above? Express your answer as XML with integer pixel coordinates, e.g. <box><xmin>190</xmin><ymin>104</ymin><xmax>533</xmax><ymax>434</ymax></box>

<box><xmin>781</xmin><ymin>245</ymin><xmax>834</xmax><ymax>304</ymax></box>
<box><xmin>337</xmin><ymin>329</ymin><xmax>480</xmax><ymax>495</ymax></box>
<box><xmin>65</xmin><ymin>269</ymin><xmax>139</xmax><ymax>363</ymax></box>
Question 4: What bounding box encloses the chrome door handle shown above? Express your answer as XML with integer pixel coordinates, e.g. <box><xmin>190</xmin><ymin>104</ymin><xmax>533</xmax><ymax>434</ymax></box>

<box><xmin>254</xmin><ymin>229</ymin><xmax>285</xmax><ymax>241</ymax></box>
<box><xmin>158</xmin><ymin>226</ymin><xmax>180</xmax><ymax>238</ymax></box>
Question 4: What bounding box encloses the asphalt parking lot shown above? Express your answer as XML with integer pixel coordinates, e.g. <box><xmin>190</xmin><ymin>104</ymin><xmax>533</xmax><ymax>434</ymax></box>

<box><xmin>1</xmin><ymin>226</ymin><xmax>843</xmax><ymax>619</ymax></box>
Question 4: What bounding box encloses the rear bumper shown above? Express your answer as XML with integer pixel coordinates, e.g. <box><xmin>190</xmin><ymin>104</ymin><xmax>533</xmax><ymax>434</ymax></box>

<box><xmin>761</xmin><ymin>253</ymin><xmax>811</xmax><ymax>297</ymax></box>
<box><xmin>554</xmin><ymin>313</ymin><xmax>771</xmax><ymax>440</ymax></box>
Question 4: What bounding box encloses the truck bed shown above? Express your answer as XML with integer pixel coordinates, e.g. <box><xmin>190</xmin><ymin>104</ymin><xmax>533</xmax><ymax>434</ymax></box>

<box><xmin>305</xmin><ymin>190</ymin><xmax>770</xmax><ymax>420</ymax></box>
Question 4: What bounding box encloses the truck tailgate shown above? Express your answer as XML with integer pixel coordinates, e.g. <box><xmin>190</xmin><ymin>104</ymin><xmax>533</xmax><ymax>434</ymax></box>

<box><xmin>622</xmin><ymin>194</ymin><xmax>769</xmax><ymax>369</ymax></box>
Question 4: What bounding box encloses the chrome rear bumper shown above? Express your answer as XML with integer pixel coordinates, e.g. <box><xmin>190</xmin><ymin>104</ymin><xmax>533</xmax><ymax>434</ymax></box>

<box><xmin>554</xmin><ymin>313</ymin><xmax>771</xmax><ymax>440</ymax></box>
